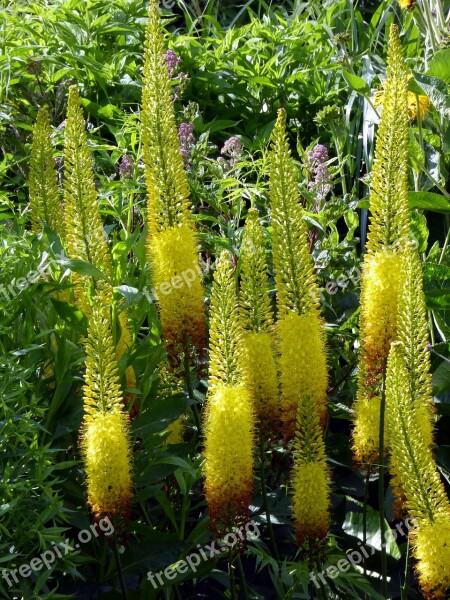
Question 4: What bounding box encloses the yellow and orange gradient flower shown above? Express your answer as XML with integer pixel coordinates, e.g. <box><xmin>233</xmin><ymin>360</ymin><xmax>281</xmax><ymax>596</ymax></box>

<box><xmin>141</xmin><ymin>0</ymin><xmax>205</xmax><ymax>365</ymax></box>
<box><xmin>386</xmin><ymin>343</ymin><xmax>450</xmax><ymax>599</ymax></box>
<box><xmin>353</xmin><ymin>25</ymin><xmax>411</xmax><ymax>466</ymax></box>
<box><xmin>269</xmin><ymin>108</ymin><xmax>328</xmax><ymax>440</ymax></box>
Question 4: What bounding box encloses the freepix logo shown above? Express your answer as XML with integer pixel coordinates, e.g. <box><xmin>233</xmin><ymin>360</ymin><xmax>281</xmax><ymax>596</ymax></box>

<box><xmin>147</xmin><ymin>520</ymin><xmax>261</xmax><ymax>588</ymax></box>
<box><xmin>1</xmin><ymin>517</ymin><xmax>114</xmax><ymax>588</ymax></box>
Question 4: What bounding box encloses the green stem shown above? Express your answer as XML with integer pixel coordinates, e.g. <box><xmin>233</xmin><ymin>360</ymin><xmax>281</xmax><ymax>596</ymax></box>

<box><xmin>113</xmin><ymin>537</ymin><xmax>128</xmax><ymax>600</ymax></box>
<box><xmin>401</xmin><ymin>536</ymin><xmax>411</xmax><ymax>600</ymax></box>
<box><xmin>229</xmin><ymin>549</ymin><xmax>237</xmax><ymax>600</ymax></box>
<box><xmin>236</xmin><ymin>553</ymin><xmax>250</xmax><ymax>600</ymax></box>
<box><xmin>259</xmin><ymin>433</ymin><xmax>280</xmax><ymax>563</ymax></box>
<box><xmin>410</xmin><ymin>154</ymin><xmax>450</xmax><ymax>198</ymax></box>
<box><xmin>378</xmin><ymin>368</ymin><xmax>387</xmax><ymax>599</ymax></box>
<box><xmin>438</xmin><ymin>225</ymin><xmax>450</xmax><ymax>265</ymax></box>
<box><xmin>183</xmin><ymin>353</ymin><xmax>201</xmax><ymax>439</ymax></box>
<box><xmin>363</xmin><ymin>468</ymin><xmax>370</xmax><ymax>582</ymax></box>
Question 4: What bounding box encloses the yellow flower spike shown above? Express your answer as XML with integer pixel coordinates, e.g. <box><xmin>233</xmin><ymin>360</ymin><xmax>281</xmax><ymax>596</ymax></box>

<box><xmin>269</xmin><ymin>109</ymin><xmax>328</xmax><ymax>439</ymax></box>
<box><xmin>82</xmin><ymin>408</ymin><xmax>133</xmax><ymax>517</ymax></box>
<box><xmin>141</xmin><ymin>1</ymin><xmax>205</xmax><ymax>363</ymax></box>
<box><xmin>203</xmin><ymin>252</ymin><xmax>255</xmax><ymax>527</ymax></box>
<box><xmin>412</xmin><ymin>518</ymin><xmax>450</xmax><ymax>599</ymax></box>
<box><xmin>398</xmin><ymin>0</ymin><xmax>414</xmax><ymax>10</ymax></box>
<box><xmin>387</xmin><ymin>245</ymin><xmax>435</xmax><ymax>514</ymax></box>
<box><xmin>386</xmin><ymin>343</ymin><xmax>450</xmax><ymax>599</ymax></box>
<box><xmin>80</xmin><ymin>299</ymin><xmax>133</xmax><ymax>518</ymax></box>
<box><xmin>278</xmin><ymin>312</ymin><xmax>328</xmax><ymax>438</ymax></box>
<box><xmin>353</xmin><ymin>25</ymin><xmax>411</xmax><ymax>465</ymax></box>
<box><xmin>63</xmin><ymin>85</ymin><xmax>113</xmax><ymax>315</ymax></box>
<box><xmin>292</xmin><ymin>393</ymin><xmax>330</xmax><ymax>547</ymax></box>
<box><xmin>204</xmin><ymin>383</ymin><xmax>254</xmax><ymax>527</ymax></box>
<box><xmin>150</xmin><ymin>223</ymin><xmax>205</xmax><ymax>361</ymax></box>
<box><xmin>29</xmin><ymin>106</ymin><xmax>64</xmax><ymax>237</ymax></box>
<box><xmin>239</xmin><ymin>208</ymin><xmax>279</xmax><ymax>425</ymax></box>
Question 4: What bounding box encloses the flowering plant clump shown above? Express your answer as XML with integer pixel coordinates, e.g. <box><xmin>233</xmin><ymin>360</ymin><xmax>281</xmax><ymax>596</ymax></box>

<box><xmin>3</xmin><ymin>0</ymin><xmax>450</xmax><ymax>598</ymax></box>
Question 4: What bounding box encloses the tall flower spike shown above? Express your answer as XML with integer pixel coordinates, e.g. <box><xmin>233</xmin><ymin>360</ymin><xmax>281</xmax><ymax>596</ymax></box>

<box><xmin>292</xmin><ymin>393</ymin><xmax>330</xmax><ymax>548</ymax></box>
<box><xmin>386</xmin><ymin>343</ymin><xmax>450</xmax><ymax>599</ymax></box>
<box><xmin>239</xmin><ymin>208</ymin><xmax>279</xmax><ymax>426</ymax></box>
<box><xmin>365</xmin><ymin>25</ymin><xmax>410</xmax><ymax>255</ymax></box>
<box><xmin>29</xmin><ymin>106</ymin><xmax>64</xmax><ymax>237</ymax></box>
<box><xmin>142</xmin><ymin>0</ymin><xmax>191</xmax><ymax>234</ymax></box>
<box><xmin>141</xmin><ymin>0</ymin><xmax>205</xmax><ymax>363</ymax></box>
<box><xmin>80</xmin><ymin>299</ymin><xmax>133</xmax><ymax>517</ymax></box>
<box><xmin>269</xmin><ymin>109</ymin><xmax>320</xmax><ymax>318</ymax></box>
<box><xmin>397</xmin><ymin>243</ymin><xmax>435</xmax><ymax>444</ymax></box>
<box><xmin>353</xmin><ymin>25</ymin><xmax>410</xmax><ymax>465</ymax></box>
<box><xmin>203</xmin><ymin>252</ymin><xmax>255</xmax><ymax>527</ymax></box>
<box><xmin>63</xmin><ymin>85</ymin><xmax>113</xmax><ymax>315</ymax></box>
<box><xmin>389</xmin><ymin>243</ymin><xmax>435</xmax><ymax>513</ymax></box>
<box><xmin>269</xmin><ymin>108</ymin><xmax>328</xmax><ymax>438</ymax></box>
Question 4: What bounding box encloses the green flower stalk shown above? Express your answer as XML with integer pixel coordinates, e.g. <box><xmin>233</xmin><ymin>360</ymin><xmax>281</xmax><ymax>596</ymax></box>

<box><xmin>239</xmin><ymin>208</ymin><xmax>279</xmax><ymax>427</ymax></box>
<box><xmin>141</xmin><ymin>0</ymin><xmax>205</xmax><ymax>363</ymax></box>
<box><xmin>29</xmin><ymin>106</ymin><xmax>64</xmax><ymax>237</ymax></box>
<box><xmin>269</xmin><ymin>108</ymin><xmax>328</xmax><ymax>439</ymax></box>
<box><xmin>352</xmin><ymin>25</ymin><xmax>410</xmax><ymax>465</ymax></box>
<box><xmin>203</xmin><ymin>252</ymin><xmax>255</xmax><ymax>527</ymax></box>
<box><xmin>63</xmin><ymin>85</ymin><xmax>113</xmax><ymax>315</ymax></box>
<box><xmin>386</xmin><ymin>343</ymin><xmax>450</xmax><ymax>599</ymax></box>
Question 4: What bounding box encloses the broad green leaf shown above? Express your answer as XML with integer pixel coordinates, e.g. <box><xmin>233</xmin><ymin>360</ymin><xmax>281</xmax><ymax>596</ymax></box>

<box><xmin>57</xmin><ymin>258</ymin><xmax>107</xmax><ymax>279</ymax></box>
<box><xmin>343</xmin><ymin>507</ymin><xmax>401</xmax><ymax>559</ymax></box>
<box><xmin>50</xmin><ymin>298</ymin><xmax>87</xmax><ymax>331</ymax></box>
<box><xmin>433</xmin><ymin>361</ymin><xmax>450</xmax><ymax>395</ymax></box>
<box><xmin>411</xmin><ymin>72</ymin><xmax>450</xmax><ymax>118</ymax></box>
<box><xmin>343</xmin><ymin>70</ymin><xmax>370</xmax><ymax>95</ymax></box>
<box><xmin>427</xmin><ymin>49</ymin><xmax>450</xmax><ymax>83</ymax></box>
<box><xmin>408</xmin><ymin>191</ymin><xmax>450</xmax><ymax>212</ymax></box>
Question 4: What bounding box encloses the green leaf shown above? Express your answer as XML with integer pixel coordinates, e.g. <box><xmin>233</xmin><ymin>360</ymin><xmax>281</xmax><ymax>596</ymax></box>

<box><xmin>410</xmin><ymin>211</ymin><xmax>428</xmax><ymax>253</ymax></box>
<box><xmin>343</xmin><ymin>506</ymin><xmax>401</xmax><ymax>559</ymax></box>
<box><xmin>343</xmin><ymin>70</ymin><xmax>370</xmax><ymax>95</ymax></box>
<box><xmin>408</xmin><ymin>191</ymin><xmax>450</xmax><ymax>213</ymax></box>
<box><xmin>432</xmin><ymin>361</ymin><xmax>450</xmax><ymax>395</ymax></box>
<box><xmin>50</xmin><ymin>298</ymin><xmax>88</xmax><ymax>331</ymax></box>
<box><xmin>423</xmin><ymin>264</ymin><xmax>450</xmax><ymax>310</ymax></box>
<box><xmin>58</xmin><ymin>258</ymin><xmax>107</xmax><ymax>279</ymax></box>
<box><xmin>411</xmin><ymin>72</ymin><xmax>450</xmax><ymax>118</ymax></box>
<box><xmin>427</xmin><ymin>49</ymin><xmax>450</xmax><ymax>84</ymax></box>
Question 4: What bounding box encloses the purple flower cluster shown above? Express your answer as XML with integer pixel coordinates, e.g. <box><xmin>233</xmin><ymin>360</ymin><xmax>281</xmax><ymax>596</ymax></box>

<box><xmin>178</xmin><ymin>122</ymin><xmax>195</xmax><ymax>165</ymax></box>
<box><xmin>221</xmin><ymin>136</ymin><xmax>242</xmax><ymax>156</ymax></box>
<box><xmin>306</xmin><ymin>144</ymin><xmax>333</xmax><ymax>208</ymax></box>
<box><xmin>164</xmin><ymin>50</ymin><xmax>182</xmax><ymax>78</ymax></box>
<box><xmin>218</xmin><ymin>136</ymin><xmax>243</xmax><ymax>171</ymax></box>
<box><xmin>119</xmin><ymin>154</ymin><xmax>133</xmax><ymax>179</ymax></box>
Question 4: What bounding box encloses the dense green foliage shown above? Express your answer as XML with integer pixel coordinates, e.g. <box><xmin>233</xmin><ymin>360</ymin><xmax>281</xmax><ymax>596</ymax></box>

<box><xmin>1</xmin><ymin>1</ymin><xmax>450</xmax><ymax>599</ymax></box>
